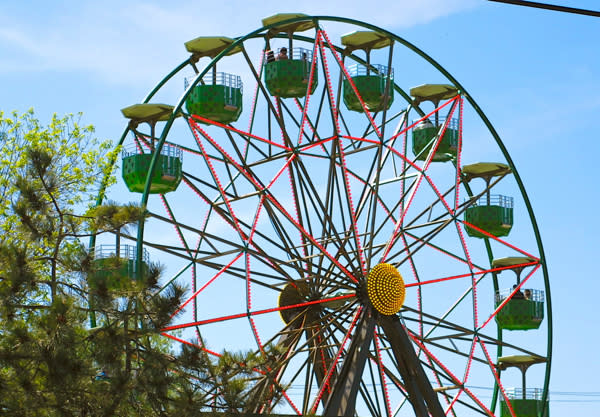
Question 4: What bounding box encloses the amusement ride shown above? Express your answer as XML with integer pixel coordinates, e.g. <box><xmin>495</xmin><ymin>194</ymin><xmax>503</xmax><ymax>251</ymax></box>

<box><xmin>90</xmin><ymin>14</ymin><xmax>551</xmax><ymax>417</ymax></box>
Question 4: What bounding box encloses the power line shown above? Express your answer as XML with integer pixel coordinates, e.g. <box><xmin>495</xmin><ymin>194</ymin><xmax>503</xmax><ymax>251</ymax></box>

<box><xmin>488</xmin><ymin>0</ymin><xmax>600</xmax><ymax>17</ymax></box>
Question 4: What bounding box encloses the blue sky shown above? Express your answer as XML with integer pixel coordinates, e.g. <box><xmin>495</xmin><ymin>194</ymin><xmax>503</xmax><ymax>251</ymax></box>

<box><xmin>2</xmin><ymin>1</ymin><xmax>599</xmax><ymax>415</ymax></box>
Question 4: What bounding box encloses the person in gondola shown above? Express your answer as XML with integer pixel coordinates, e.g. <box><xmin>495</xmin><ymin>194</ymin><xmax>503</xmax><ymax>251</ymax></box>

<box><xmin>277</xmin><ymin>47</ymin><xmax>288</xmax><ymax>60</ymax></box>
<box><xmin>512</xmin><ymin>284</ymin><xmax>525</xmax><ymax>299</ymax></box>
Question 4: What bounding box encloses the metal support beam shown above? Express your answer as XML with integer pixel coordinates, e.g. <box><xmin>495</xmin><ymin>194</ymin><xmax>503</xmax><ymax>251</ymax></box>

<box><xmin>378</xmin><ymin>314</ymin><xmax>445</xmax><ymax>417</ymax></box>
<box><xmin>324</xmin><ymin>308</ymin><xmax>376</xmax><ymax>416</ymax></box>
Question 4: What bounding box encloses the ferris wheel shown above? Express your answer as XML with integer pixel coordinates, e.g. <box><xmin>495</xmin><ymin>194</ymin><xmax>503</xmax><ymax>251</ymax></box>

<box><xmin>92</xmin><ymin>14</ymin><xmax>551</xmax><ymax>417</ymax></box>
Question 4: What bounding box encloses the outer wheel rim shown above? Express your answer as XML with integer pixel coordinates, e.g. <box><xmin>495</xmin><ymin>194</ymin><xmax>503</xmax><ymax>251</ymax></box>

<box><xmin>91</xmin><ymin>15</ymin><xmax>551</xmax><ymax>417</ymax></box>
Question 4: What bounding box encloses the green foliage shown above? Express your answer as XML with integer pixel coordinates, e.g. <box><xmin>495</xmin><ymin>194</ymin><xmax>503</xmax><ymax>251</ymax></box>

<box><xmin>0</xmin><ymin>110</ymin><xmax>271</xmax><ymax>416</ymax></box>
<box><xmin>0</xmin><ymin>109</ymin><xmax>118</xmax><ymax>228</ymax></box>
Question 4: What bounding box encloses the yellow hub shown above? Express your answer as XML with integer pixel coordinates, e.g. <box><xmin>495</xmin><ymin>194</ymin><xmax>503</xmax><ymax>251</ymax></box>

<box><xmin>367</xmin><ymin>263</ymin><xmax>406</xmax><ymax>315</ymax></box>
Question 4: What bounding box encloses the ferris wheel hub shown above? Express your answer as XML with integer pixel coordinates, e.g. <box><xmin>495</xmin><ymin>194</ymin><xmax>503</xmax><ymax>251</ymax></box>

<box><xmin>367</xmin><ymin>263</ymin><xmax>406</xmax><ymax>316</ymax></box>
<box><xmin>278</xmin><ymin>280</ymin><xmax>311</xmax><ymax>324</ymax></box>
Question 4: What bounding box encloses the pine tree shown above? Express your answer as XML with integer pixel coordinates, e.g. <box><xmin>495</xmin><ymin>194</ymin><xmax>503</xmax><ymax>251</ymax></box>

<box><xmin>0</xmin><ymin>110</ymin><xmax>283</xmax><ymax>416</ymax></box>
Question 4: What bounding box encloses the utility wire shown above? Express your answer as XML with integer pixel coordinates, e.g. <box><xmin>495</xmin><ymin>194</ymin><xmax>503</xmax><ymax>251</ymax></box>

<box><xmin>488</xmin><ymin>0</ymin><xmax>600</xmax><ymax>17</ymax></box>
<box><xmin>284</xmin><ymin>382</ymin><xmax>600</xmax><ymax>402</ymax></box>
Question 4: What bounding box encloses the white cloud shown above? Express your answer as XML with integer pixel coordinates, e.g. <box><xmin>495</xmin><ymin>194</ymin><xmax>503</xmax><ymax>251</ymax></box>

<box><xmin>0</xmin><ymin>0</ymin><xmax>479</xmax><ymax>86</ymax></box>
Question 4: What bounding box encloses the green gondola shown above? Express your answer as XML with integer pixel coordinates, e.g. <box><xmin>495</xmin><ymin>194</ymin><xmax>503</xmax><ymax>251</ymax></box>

<box><xmin>264</xmin><ymin>47</ymin><xmax>318</xmax><ymax>98</ymax></box>
<box><xmin>89</xmin><ymin>244</ymin><xmax>149</xmax><ymax>292</ymax></box>
<box><xmin>184</xmin><ymin>37</ymin><xmax>244</xmax><ymax>124</ymax></box>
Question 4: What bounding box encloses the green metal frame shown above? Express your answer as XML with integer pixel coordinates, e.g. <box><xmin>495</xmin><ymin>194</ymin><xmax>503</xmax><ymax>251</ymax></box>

<box><xmin>90</xmin><ymin>15</ymin><xmax>552</xmax><ymax>417</ymax></box>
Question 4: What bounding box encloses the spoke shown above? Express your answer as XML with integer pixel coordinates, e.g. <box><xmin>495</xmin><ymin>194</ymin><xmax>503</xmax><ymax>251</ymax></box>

<box><xmin>460</xmin><ymin>219</ymin><xmax>539</xmax><ymax>259</ymax></box>
<box><xmin>179</xmin><ymin>178</ymin><xmax>307</xmax><ymax>281</ymax></box>
<box><xmin>319</xmin><ymin>28</ymin><xmax>381</xmax><ymax>138</ymax></box>
<box><xmin>362</xmin><ymin>118</ymin><xmax>407</xmax><ymax>267</ymax></box>
<box><xmin>374</xmin><ymin>329</ymin><xmax>393</xmax><ymax>417</ymax></box>
<box><xmin>316</xmin><ymin>31</ymin><xmax>341</xmax><ymax>136</ymax></box>
<box><xmin>380</xmin><ymin>98</ymin><xmax>460</xmax><ymax>262</ymax></box>
<box><xmin>188</xmin><ymin>118</ymin><xmax>359</xmax><ymax>283</ymax></box>
<box><xmin>246</xmin><ymin>317</ymin><xmax>305</xmax><ymax>414</ymax></box>
<box><xmin>170</xmin><ymin>252</ymin><xmax>244</xmax><ymax>318</ymax></box>
<box><xmin>246</xmin><ymin>47</ymin><xmax>265</xmax><ymax>135</ymax></box>
<box><xmin>478</xmin><ymin>337</ymin><xmax>517</xmax><ymax>417</ymax></box>
<box><xmin>190</xmin><ymin>123</ymin><xmax>247</xmax><ymax>240</ymax></box>
<box><xmin>240</xmin><ymin>45</ymin><xmax>293</xmax><ymax>149</ymax></box>
<box><xmin>336</xmin><ymin>135</ymin><xmax>367</xmax><ymax>276</ymax></box>
<box><xmin>161</xmin><ymin>294</ymin><xmax>356</xmax><ymax>332</ymax></box>
<box><xmin>309</xmin><ymin>306</ymin><xmax>363</xmax><ymax>414</ymax></box>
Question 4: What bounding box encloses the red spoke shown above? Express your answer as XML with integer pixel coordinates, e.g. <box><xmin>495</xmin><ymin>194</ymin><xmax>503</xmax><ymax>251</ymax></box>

<box><xmin>400</xmin><ymin>233</ymin><xmax>424</xmax><ymax>339</ymax></box>
<box><xmin>478</xmin><ymin>337</ymin><xmax>517</xmax><ymax>417</ymax></box>
<box><xmin>191</xmin><ymin>264</ymin><xmax>203</xmax><ymax>344</ymax></box>
<box><xmin>181</xmin><ymin>192</ymin><xmax>237</xmax><ymax>349</ymax></box>
<box><xmin>189</xmin><ymin>121</ymin><xmax>247</xmax><ymax>240</ymax></box>
<box><xmin>405</xmin><ymin>261</ymin><xmax>538</xmax><ymax>288</ymax></box>
<box><xmin>248</xmin><ymin>314</ymin><xmax>265</xmax><ymax>354</ymax></box>
<box><xmin>266</xmin><ymin>154</ymin><xmax>298</xmax><ymax>190</ymax></box>
<box><xmin>462</xmin><ymin>386</ymin><xmax>494</xmax><ymax>416</ymax></box>
<box><xmin>160</xmin><ymin>332</ymin><xmax>272</xmax><ymax>382</ymax></box>
<box><xmin>296</xmin><ymin>37</ymin><xmax>320</xmax><ymax>146</ymax></box>
<box><xmin>245</xmin><ymin>250</ymin><xmax>265</xmax><ymax>354</ymax></box>
<box><xmin>246</xmin><ymin>50</ymin><xmax>265</xmax><ymax>137</ymax></box>
<box><xmin>189</xmin><ymin>119</ymin><xmax>357</xmax><ymax>283</ymax></box>
<box><xmin>381</xmin><ymin>98</ymin><xmax>460</xmax><ymax>262</ymax></box>
<box><xmin>454</xmin><ymin>97</ymin><xmax>465</xmax><ymax>211</ymax></box>
<box><xmin>337</xmin><ymin>135</ymin><xmax>367</xmax><ymax>275</ymax></box>
<box><xmin>461</xmin><ymin>219</ymin><xmax>539</xmax><ymax>259</ymax></box>
<box><xmin>427</xmin><ymin>172</ymin><xmax>454</xmax><ymax>215</ymax></box>
<box><xmin>453</xmin><ymin>212</ymin><xmax>478</xmax><ymax>327</ymax></box>
<box><xmin>407</xmin><ymin>331</ymin><xmax>462</xmax><ymax>386</ymax></box>
<box><xmin>190</xmin><ymin>114</ymin><xmax>292</xmax><ymax>152</ymax></box>
<box><xmin>461</xmin><ymin>339</ymin><xmax>477</xmax><ymax>386</ymax></box>
<box><xmin>444</xmin><ymin>388</ymin><xmax>464</xmax><ymax>415</ymax></box>
<box><xmin>161</xmin><ymin>332</ymin><xmax>221</xmax><ymax>359</ymax></box>
<box><xmin>293</xmin><ymin>98</ymin><xmax>329</xmax><ymax>155</ymax></box>
<box><xmin>374</xmin><ymin>329</ymin><xmax>393</xmax><ymax>417</ymax></box>
<box><xmin>316</xmin><ymin>331</ymin><xmax>332</xmax><ymax>395</ymax></box>
<box><xmin>247</xmin><ymin>195</ymin><xmax>266</xmax><ymax>244</ymax></box>
<box><xmin>319</xmin><ymin>29</ymin><xmax>382</xmax><ymax>138</ymax></box>
<box><xmin>341</xmin><ymin>134</ymin><xmax>380</xmax><ymax>145</ymax></box>
<box><xmin>298</xmin><ymin>135</ymin><xmax>336</xmax><ymax>152</ymax></box>
<box><xmin>316</xmin><ymin>31</ymin><xmax>341</xmax><ymax>135</ymax></box>
<box><xmin>387</xmin><ymin>97</ymin><xmax>458</xmax><ymax>144</ymax></box>
<box><xmin>161</xmin><ymin>294</ymin><xmax>356</xmax><ymax>332</ymax></box>
<box><xmin>170</xmin><ymin>252</ymin><xmax>244</xmax><ymax>319</ymax></box>
<box><xmin>282</xmin><ymin>390</ymin><xmax>302</xmax><ymax>416</ymax></box>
